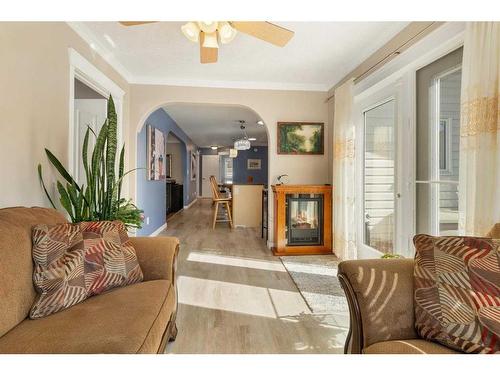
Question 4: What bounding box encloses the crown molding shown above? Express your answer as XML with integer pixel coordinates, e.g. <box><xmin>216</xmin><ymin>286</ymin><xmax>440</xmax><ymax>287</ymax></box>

<box><xmin>130</xmin><ymin>76</ymin><xmax>329</xmax><ymax>92</ymax></box>
<box><xmin>67</xmin><ymin>22</ymin><xmax>134</xmax><ymax>83</ymax></box>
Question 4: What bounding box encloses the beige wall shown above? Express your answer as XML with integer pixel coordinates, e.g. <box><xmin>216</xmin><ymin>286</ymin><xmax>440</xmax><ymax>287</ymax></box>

<box><xmin>129</xmin><ymin>85</ymin><xmax>330</xmax><ymax>193</ymax></box>
<box><xmin>0</xmin><ymin>22</ymin><xmax>130</xmax><ymax>208</ymax></box>
<box><xmin>0</xmin><ymin>22</ymin><xmax>331</xmax><ymax>246</ymax></box>
<box><xmin>128</xmin><ymin>84</ymin><xmax>330</xmax><ymax>244</ymax></box>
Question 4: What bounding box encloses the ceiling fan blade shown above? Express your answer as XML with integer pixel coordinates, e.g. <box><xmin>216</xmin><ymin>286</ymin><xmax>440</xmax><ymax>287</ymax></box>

<box><xmin>119</xmin><ymin>21</ymin><xmax>158</xmax><ymax>26</ymax></box>
<box><xmin>200</xmin><ymin>33</ymin><xmax>218</xmax><ymax>64</ymax></box>
<box><xmin>230</xmin><ymin>22</ymin><xmax>294</xmax><ymax>47</ymax></box>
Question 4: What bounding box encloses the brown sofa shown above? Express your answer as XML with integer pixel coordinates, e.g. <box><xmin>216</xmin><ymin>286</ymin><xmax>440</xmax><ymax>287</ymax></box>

<box><xmin>337</xmin><ymin>259</ymin><xmax>460</xmax><ymax>354</ymax></box>
<box><xmin>0</xmin><ymin>207</ymin><xmax>179</xmax><ymax>354</ymax></box>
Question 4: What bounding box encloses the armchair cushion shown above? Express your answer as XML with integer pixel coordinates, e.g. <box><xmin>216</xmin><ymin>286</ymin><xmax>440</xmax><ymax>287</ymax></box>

<box><xmin>413</xmin><ymin>234</ymin><xmax>500</xmax><ymax>354</ymax></box>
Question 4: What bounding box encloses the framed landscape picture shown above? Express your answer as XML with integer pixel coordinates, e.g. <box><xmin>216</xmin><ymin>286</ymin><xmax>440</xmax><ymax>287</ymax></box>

<box><xmin>147</xmin><ymin>124</ymin><xmax>166</xmax><ymax>180</ymax></box>
<box><xmin>277</xmin><ymin>122</ymin><xmax>324</xmax><ymax>155</ymax></box>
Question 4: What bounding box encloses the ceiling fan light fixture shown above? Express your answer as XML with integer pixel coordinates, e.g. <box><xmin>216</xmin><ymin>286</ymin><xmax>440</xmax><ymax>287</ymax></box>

<box><xmin>210</xmin><ymin>145</ymin><xmax>218</xmax><ymax>150</ymax></box>
<box><xmin>257</xmin><ymin>120</ymin><xmax>264</xmax><ymax>125</ymax></box>
<box><xmin>202</xmin><ymin>32</ymin><xmax>219</xmax><ymax>49</ymax></box>
<box><xmin>219</xmin><ymin>22</ymin><xmax>237</xmax><ymax>44</ymax></box>
<box><xmin>198</xmin><ymin>21</ymin><xmax>218</xmax><ymax>34</ymax></box>
<box><xmin>181</xmin><ymin>22</ymin><xmax>200</xmax><ymax>43</ymax></box>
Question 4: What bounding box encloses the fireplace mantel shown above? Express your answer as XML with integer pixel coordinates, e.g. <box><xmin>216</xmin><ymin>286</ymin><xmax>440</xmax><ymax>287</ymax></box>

<box><xmin>271</xmin><ymin>184</ymin><xmax>333</xmax><ymax>256</ymax></box>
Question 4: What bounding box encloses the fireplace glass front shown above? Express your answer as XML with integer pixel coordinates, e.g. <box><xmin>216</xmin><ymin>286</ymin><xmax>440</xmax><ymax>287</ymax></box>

<box><xmin>286</xmin><ymin>194</ymin><xmax>323</xmax><ymax>246</ymax></box>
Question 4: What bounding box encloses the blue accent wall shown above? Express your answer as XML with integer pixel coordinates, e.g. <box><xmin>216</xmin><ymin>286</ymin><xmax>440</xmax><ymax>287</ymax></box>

<box><xmin>233</xmin><ymin>146</ymin><xmax>268</xmax><ymax>184</ymax></box>
<box><xmin>136</xmin><ymin>109</ymin><xmax>197</xmax><ymax>236</ymax></box>
<box><xmin>198</xmin><ymin>146</ymin><xmax>268</xmax><ymax>187</ymax></box>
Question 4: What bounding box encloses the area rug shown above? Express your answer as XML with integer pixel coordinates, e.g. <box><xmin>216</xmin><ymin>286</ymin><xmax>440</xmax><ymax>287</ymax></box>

<box><xmin>280</xmin><ymin>255</ymin><xmax>348</xmax><ymax>315</ymax></box>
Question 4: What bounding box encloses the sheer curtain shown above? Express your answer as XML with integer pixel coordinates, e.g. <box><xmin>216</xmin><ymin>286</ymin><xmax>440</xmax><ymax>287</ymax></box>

<box><xmin>333</xmin><ymin>79</ymin><xmax>357</xmax><ymax>260</ymax></box>
<box><xmin>459</xmin><ymin>22</ymin><xmax>500</xmax><ymax>235</ymax></box>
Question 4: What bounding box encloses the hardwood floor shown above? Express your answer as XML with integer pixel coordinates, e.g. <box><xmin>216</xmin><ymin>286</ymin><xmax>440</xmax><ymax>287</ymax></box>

<box><xmin>161</xmin><ymin>199</ymin><xmax>347</xmax><ymax>353</ymax></box>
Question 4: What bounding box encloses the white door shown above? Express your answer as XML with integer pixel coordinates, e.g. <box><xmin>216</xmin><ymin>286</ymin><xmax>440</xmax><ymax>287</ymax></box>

<box><xmin>201</xmin><ymin>154</ymin><xmax>220</xmax><ymax>197</ymax></box>
<box><xmin>74</xmin><ymin>99</ymin><xmax>107</xmax><ymax>185</ymax></box>
<box><xmin>359</xmin><ymin>98</ymin><xmax>398</xmax><ymax>258</ymax></box>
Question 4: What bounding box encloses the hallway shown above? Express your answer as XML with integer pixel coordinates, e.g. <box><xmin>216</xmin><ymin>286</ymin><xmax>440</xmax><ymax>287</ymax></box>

<box><xmin>162</xmin><ymin>199</ymin><xmax>347</xmax><ymax>353</ymax></box>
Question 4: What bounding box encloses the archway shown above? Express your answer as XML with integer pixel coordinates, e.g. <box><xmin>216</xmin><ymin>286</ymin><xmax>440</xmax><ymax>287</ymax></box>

<box><xmin>135</xmin><ymin>103</ymin><xmax>271</xmax><ymax>238</ymax></box>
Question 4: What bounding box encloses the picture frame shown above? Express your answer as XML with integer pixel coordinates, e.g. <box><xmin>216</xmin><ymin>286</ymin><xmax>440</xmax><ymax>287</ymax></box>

<box><xmin>247</xmin><ymin>159</ymin><xmax>262</xmax><ymax>170</ymax></box>
<box><xmin>190</xmin><ymin>151</ymin><xmax>197</xmax><ymax>181</ymax></box>
<box><xmin>277</xmin><ymin>122</ymin><xmax>324</xmax><ymax>155</ymax></box>
<box><xmin>165</xmin><ymin>153</ymin><xmax>172</xmax><ymax>179</ymax></box>
<box><xmin>147</xmin><ymin>124</ymin><xmax>167</xmax><ymax>180</ymax></box>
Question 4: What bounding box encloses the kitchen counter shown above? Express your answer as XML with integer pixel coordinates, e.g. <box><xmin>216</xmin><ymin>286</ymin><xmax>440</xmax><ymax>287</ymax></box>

<box><xmin>231</xmin><ymin>184</ymin><xmax>265</xmax><ymax>228</ymax></box>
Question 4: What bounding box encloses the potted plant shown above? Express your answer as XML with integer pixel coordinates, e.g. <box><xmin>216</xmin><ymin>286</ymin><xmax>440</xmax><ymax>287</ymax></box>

<box><xmin>38</xmin><ymin>95</ymin><xmax>143</xmax><ymax>228</ymax></box>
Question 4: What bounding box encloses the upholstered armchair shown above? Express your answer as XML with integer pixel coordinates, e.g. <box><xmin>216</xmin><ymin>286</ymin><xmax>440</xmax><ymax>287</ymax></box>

<box><xmin>337</xmin><ymin>259</ymin><xmax>459</xmax><ymax>354</ymax></box>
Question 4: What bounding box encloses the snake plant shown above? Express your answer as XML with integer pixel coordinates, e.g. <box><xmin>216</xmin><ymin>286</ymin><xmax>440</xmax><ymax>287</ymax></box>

<box><xmin>38</xmin><ymin>95</ymin><xmax>143</xmax><ymax>228</ymax></box>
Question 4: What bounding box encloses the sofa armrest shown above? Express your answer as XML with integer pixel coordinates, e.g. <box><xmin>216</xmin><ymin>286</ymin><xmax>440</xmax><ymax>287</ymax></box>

<box><xmin>130</xmin><ymin>237</ymin><xmax>179</xmax><ymax>283</ymax></box>
<box><xmin>338</xmin><ymin>259</ymin><xmax>418</xmax><ymax>353</ymax></box>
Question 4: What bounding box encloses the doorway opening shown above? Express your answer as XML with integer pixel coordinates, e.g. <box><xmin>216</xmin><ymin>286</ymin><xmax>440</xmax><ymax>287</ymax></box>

<box><xmin>72</xmin><ymin>78</ymin><xmax>107</xmax><ymax>185</ymax></box>
<box><xmin>136</xmin><ymin>103</ymin><xmax>269</xmax><ymax>237</ymax></box>
<box><xmin>166</xmin><ymin>132</ymin><xmax>187</xmax><ymax>219</ymax></box>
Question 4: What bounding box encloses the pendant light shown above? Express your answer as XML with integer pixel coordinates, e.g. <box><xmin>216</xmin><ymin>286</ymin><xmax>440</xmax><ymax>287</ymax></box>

<box><xmin>234</xmin><ymin>122</ymin><xmax>251</xmax><ymax>151</ymax></box>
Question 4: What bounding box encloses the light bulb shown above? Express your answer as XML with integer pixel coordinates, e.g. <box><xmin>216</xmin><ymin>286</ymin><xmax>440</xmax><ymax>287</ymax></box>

<box><xmin>181</xmin><ymin>22</ymin><xmax>200</xmax><ymax>43</ymax></box>
<box><xmin>218</xmin><ymin>22</ymin><xmax>237</xmax><ymax>44</ymax></box>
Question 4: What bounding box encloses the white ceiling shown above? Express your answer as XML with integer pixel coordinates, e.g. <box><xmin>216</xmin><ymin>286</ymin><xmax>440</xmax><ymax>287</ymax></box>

<box><xmin>163</xmin><ymin>104</ymin><xmax>267</xmax><ymax>148</ymax></box>
<box><xmin>71</xmin><ymin>21</ymin><xmax>409</xmax><ymax>91</ymax></box>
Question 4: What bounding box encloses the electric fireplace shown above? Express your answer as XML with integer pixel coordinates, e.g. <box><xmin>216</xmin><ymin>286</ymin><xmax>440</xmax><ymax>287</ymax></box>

<box><xmin>286</xmin><ymin>194</ymin><xmax>323</xmax><ymax>246</ymax></box>
<box><xmin>272</xmin><ymin>185</ymin><xmax>332</xmax><ymax>256</ymax></box>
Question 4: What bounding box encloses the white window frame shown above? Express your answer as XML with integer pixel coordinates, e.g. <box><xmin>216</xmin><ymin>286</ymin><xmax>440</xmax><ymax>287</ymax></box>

<box><xmin>68</xmin><ymin>48</ymin><xmax>125</xmax><ymax>180</ymax></box>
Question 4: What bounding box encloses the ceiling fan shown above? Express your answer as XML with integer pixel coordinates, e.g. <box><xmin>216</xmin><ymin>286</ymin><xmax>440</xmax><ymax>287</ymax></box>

<box><xmin>119</xmin><ymin>21</ymin><xmax>294</xmax><ymax>64</ymax></box>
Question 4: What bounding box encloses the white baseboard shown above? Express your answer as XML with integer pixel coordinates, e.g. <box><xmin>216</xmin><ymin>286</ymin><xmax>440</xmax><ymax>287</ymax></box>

<box><xmin>149</xmin><ymin>222</ymin><xmax>167</xmax><ymax>237</ymax></box>
<box><xmin>183</xmin><ymin>198</ymin><xmax>198</xmax><ymax>210</ymax></box>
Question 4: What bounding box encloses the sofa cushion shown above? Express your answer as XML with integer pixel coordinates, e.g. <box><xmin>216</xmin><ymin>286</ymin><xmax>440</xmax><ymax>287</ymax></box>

<box><xmin>0</xmin><ymin>207</ymin><xmax>67</xmax><ymax>337</ymax></box>
<box><xmin>363</xmin><ymin>339</ymin><xmax>459</xmax><ymax>354</ymax></box>
<box><xmin>0</xmin><ymin>280</ymin><xmax>173</xmax><ymax>353</ymax></box>
<box><xmin>413</xmin><ymin>234</ymin><xmax>500</xmax><ymax>353</ymax></box>
<box><xmin>30</xmin><ymin>221</ymin><xmax>144</xmax><ymax>319</ymax></box>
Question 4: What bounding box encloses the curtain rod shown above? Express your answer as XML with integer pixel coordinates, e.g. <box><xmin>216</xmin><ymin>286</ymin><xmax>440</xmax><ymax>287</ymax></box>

<box><xmin>325</xmin><ymin>22</ymin><xmax>440</xmax><ymax>103</ymax></box>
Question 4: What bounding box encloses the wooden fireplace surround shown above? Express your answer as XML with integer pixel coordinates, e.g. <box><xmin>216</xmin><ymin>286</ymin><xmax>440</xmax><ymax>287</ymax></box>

<box><xmin>271</xmin><ymin>184</ymin><xmax>333</xmax><ymax>256</ymax></box>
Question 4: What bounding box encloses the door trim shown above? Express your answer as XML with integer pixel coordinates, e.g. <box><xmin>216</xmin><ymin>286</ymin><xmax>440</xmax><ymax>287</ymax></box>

<box><xmin>68</xmin><ymin>48</ymin><xmax>125</xmax><ymax>181</ymax></box>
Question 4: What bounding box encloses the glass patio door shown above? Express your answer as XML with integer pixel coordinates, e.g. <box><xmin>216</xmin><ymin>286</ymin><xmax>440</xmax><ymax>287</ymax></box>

<box><xmin>416</xmin><ymin>48</ymin><xmax>463</xmax><ymax>236</ymax></box>
<box><xmin>362</xmin><ymin>98</ymin><xmax>397</xmax><ymax>254</ymax></box>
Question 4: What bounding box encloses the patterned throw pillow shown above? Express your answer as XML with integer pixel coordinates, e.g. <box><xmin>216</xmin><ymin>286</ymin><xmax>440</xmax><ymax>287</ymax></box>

<box><xmin>30</xmin><ymin>221</ymin><xmax>143</xmax><ymax>319</ymax></box>
<box><xmin>413</xmin><ymin>234</ymin><xmax>500</xmax><ymax>353</ymax></box>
